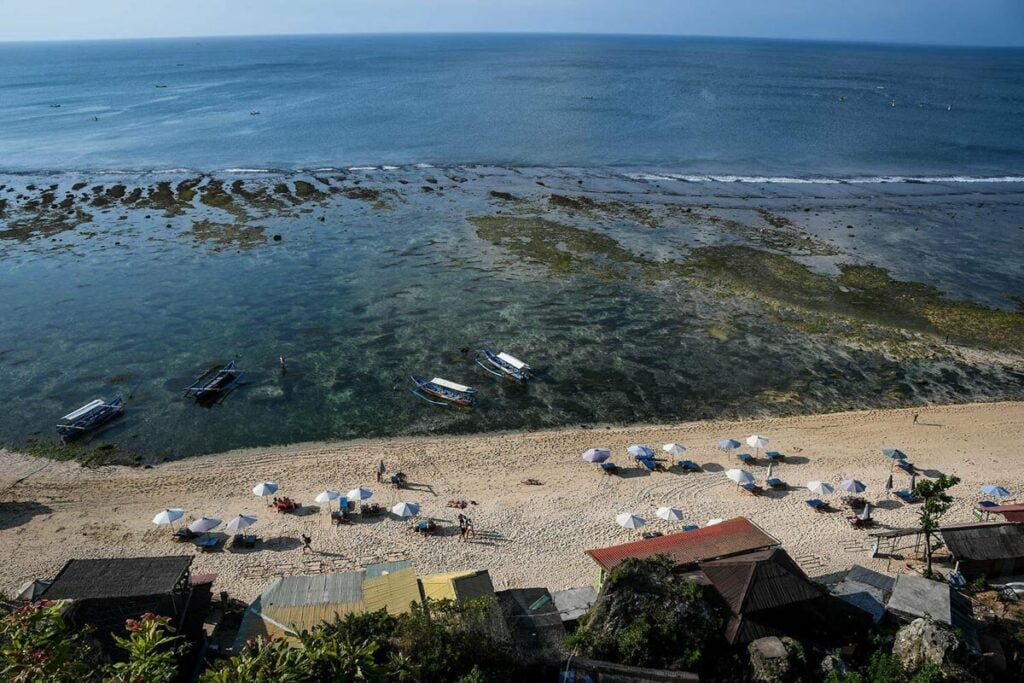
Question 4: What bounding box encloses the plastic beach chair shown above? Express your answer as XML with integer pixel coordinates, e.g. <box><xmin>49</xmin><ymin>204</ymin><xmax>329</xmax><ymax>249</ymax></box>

<box><xmin>895</xmin><ymin>490</ymin><xmax>918</xmax><ymax>503</ymax></box>
<box><xmin>741</xmin><ymin>482</ymin><xmax>763</xmax><ymax>496</ymax></box>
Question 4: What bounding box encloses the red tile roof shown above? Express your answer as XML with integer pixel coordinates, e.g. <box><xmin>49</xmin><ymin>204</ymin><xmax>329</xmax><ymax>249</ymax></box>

<box><xmin>585</xmin><ymin>517</ymin><xmax>779</xmax><ymax>572</ymax></box>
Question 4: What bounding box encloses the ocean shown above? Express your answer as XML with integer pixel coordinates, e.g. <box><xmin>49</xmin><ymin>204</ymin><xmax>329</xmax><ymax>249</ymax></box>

<box><xmin>1</xmin><ymin>34</ymin><xmax>1023</xmax><ymax>177</ymax></box>
<box><xmin>1</xmin><ymin>35</ymin><xmax>1022</xmax><ymax>461</ymax></box>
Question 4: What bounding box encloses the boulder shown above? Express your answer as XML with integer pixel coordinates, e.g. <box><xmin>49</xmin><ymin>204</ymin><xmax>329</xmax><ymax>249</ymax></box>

<box><xmin>749</xmin><ymin>634</ymin><xmax>794</xmax><ymax>683</ymax></box>
<box><xmin>892</xmin><ymin>617</ymin><xmax>961</xmax><ymax>671</ymax></box>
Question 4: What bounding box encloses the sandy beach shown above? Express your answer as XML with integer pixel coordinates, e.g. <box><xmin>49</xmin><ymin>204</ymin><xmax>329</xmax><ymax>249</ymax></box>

<box><xmin>1</xmin><ymin>401</ymin><xmax>1022</xmax><ymax>602</ymax></box>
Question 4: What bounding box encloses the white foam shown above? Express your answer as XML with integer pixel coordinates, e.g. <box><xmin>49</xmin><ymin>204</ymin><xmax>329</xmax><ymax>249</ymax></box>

<box><xmin>348</xmin><ymin>166</ymin><xmax>378</xmax><ymax>171</ymax></box>
<box><xmin>627</xmin><ymin>173</ymin><xmax>1024</xmax><ymax>185</ymax></box>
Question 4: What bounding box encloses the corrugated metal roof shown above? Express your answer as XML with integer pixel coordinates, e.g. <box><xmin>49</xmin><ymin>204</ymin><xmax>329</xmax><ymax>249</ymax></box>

<box><xmin>365</xmin><ymin>560</ymin><xmax>412</xmax><ymax>579</ymax></box>
<box><xmin>585</xmin><ymin>517</ymin><xmax>779</xmax><ymax>572</ymax></box>
<box><xmin>701</xmin><ymin>548</ymin><xmax>821</xmax><ymax>615</ymax></box>
<box><xmin>551</xmin><ymin>586</ymin><xmax>597</xmax><ymax>622</ymax></box>
<box><xmin>262</xmin><ymin>571</ymin><xmax>364</xmax><ymax>609</ymax></box>
<box><xmin>42</xmin><ymin>556</ymin><xmax>191</xmax><ymax>600</ymax></box>
<box><xmin>420</xmin><ymin>570</ymin><xmax>495</xmax><ymax>603</ymax></box>
<box><xmin>942</xmin><ymin>522</ymin><xmax>1024</xmax><ymax>561</ymax></box>
<box><xmin>363</xmin><ymin>567</ymin><xmax>421</xmax><ymax>613</ymax></box>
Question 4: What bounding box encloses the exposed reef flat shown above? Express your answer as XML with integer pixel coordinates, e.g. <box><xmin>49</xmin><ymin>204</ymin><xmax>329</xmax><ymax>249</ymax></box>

<box><xmin>0</xmin><ymin>166</ymin><xmax>1021</xmax><ymax>460</ymax></box>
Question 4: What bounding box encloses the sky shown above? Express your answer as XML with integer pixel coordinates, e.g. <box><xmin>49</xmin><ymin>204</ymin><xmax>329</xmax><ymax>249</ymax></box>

<box><xmin>2</xmin><ymin>0</ymin><xmax>1023</xmax><ymax>46</ymax></box>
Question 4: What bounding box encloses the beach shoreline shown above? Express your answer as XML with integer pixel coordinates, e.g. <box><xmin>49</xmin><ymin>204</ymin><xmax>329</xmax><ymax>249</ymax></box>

<box><xmin>2</xmin><ymin>400</ymin><xmax>1022</xmax><ymax>602</ymax></box>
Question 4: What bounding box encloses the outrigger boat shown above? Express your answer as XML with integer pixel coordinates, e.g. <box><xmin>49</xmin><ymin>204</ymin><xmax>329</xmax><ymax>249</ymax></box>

<box><xmin>185</xmin><ymin>360</ymin><xmax>241</xmax><ymax>403</ymax></box>
<box><xmin>57</xmin><ymin>396</ymin><xmax>124</xmax><ymax>441</ymax></box>
<box><xmin>477</xmin><ymin>349</ymin><xmax>531</xmax><ymax>381</ymax></box>
<box><xmin>410</xmin><ymin>375</ymin><xmax>476</xmax><ymax>407</ymax></box>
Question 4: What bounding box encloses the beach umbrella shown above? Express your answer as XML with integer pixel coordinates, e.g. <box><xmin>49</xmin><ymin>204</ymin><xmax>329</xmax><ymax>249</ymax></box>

<box><xmin>627</xmin><ymin>445</ymin><xmax>655</xmax><ymax>459</ymax></box>
<box><xmin>719</xmin><ymin>439</ymin><xmax>741</xmax><ymax>450</ymax></box>
<box><xmin>909</xmin><ymin>474</ymin><xmax>917</xmax><ymax>492</ymax></box>
<box><xmin>582</xmin><ymin>448</ymin><xmax>611</xmax><ymax>464</ymax></box>
<box><xmin>981</xmin><ymin>484</ymin><xmax>1012</xmax><ymax>498</ymax></box>
<box><xmin>615</xmin><ymin>513</ymin><xmax>646</xmax><ymax>530</ymax></box>
<box><xmin>347</xmin><ymin>487</ymin><xmax>374</xmax><ymax>501</ymax></box>
<box><xmin>882</xmin><ymin>448</ymin><xmax>907</xmax><ymax>460</ymax></box>
<box><xmin>885</xmin><ymin>474</ymin><xmax>893</xmax><ymax>492</ymax></box>
<box><xmin>656</xmin><ymin>507</ymin><xmax>684</xmax><ymax>522</ymax></box>
<box><xmin>252</xmin><ymin>482</ymin><xmax>278</xmax><ymax>506</ymax></box>
<box><xmin>841</xmin><ymin>479</ymin><xmax>867</xmax><ymax>494</ymax></box>
<box><xmin>152</xmin><ymin>508</ymin><xmax>185</xmax><ymax>533</ymax></box>
<box><xmin>662</xmin><ymin>443</ymin><xmax>687</xmax><ymax>456</ymax></box>
<box><xmin>707</xmin><ymin>518</ymin><xmax>724</xmax><ymax>526</ymax></box>
<box><xmin>315</xmin><ymin>489</ymin><xmax>341</xmax><ymax>510</ymax></box>
<box><xmin>225</xmin><ymin>514</ymin><xmax>257</xmax><ymax>533</ymax></box>
<box><xmin>807</xmin><ymin>481</ymin><xmax>835</xmax><ymax>496</ymax></box>
<box><xmin>392</xmin><ymin>502</ymin><xmax>420</xmax><ymax>518</ymax></box>
<box><xmin>766</xmin><ymin>462</ymin><xmax>774</xmax><ymax>480</ymax></box>
<box><xmin>726</xmin><ymin>469</ymin><xmax>754</xmax><ymax>485</ymax></box>
<box><xmin>188</xmin><ymin>517</ymin><xmax>221</xmax><ymax>534</ymax></box>
<box><xmin>746</xmin><ymin>435</ymin><xmax>769</xmax><ymax>457</ymax></box>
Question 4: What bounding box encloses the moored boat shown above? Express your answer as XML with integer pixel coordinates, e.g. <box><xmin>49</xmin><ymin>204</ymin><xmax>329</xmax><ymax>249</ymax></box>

<box><xmin>410</xmin><ymin>375</ymin><xmax>476</xmax><ymax>406</ymax></box>
<box><xmin>57</xmin><ymin>396</ymin><xmax>124</xmax><ymax>441</ymax></box>
<box><xmin>185</xmin><ymin>360</ymin><xmax>241</xmax><ymax>402</ymax></box>
<box><xmin>478</xmin><ymin>349</ymin><xmax>531</xmax><ymax>381</ymax></box>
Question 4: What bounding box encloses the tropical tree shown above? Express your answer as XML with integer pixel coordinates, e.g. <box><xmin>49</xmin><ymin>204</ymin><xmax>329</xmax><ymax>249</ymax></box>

<box><xmin>107</xmin><ymin>612</ymin><xmax>186</xmax><ymax>683</ymax></box>
<box><xmin>913</xmin><ymin>474</ymin><xmax>961</xmax><ymax>576</ymax></box>
<box><xmin>0</xmin><ymin>601</ymin><xmax>101</xmax><ymax>683</ymax></box>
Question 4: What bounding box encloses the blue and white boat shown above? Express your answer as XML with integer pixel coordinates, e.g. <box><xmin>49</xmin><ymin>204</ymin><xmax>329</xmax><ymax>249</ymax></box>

<box><xmin>410</xmin><ymin>375</ymin><xmax>476</xmax><ymax>407</ymax></box>
<box><xmin>477</xmin><ymin>349</ymin><xmax>531</xmax><ymax>381</ymax></box>
<box><xmin>57</xmin><ymin>396</ymin><xmax>124</xmax><ymax>441</ymax></box>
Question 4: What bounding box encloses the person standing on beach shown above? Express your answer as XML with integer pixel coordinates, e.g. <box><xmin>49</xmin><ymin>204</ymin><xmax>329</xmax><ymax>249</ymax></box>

<box><xmin>301</xmin><ymin>534</ymin><xmax>312</xmax><ymax>554</ymax></box>
<box><xmin>376</xmin><ymin>459</ymin><xmax>386</xmax><ymax>483</ymax></box>
<box><xmin>913</xmin><ymin>413</ymin><xmax>919</xmax><ymax>424</ymax></box>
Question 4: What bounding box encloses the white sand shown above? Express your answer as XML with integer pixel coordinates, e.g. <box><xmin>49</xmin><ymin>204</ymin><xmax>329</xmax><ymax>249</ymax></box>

<box><xmin>1</xmin><ymin>401</ymin><xmax>1021</xmax><ymax>601</ymax></box>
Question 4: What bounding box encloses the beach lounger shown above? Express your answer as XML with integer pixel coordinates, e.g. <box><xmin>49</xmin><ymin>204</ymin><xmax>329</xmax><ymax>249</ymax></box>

<box><xmin>413</xmin><ymin>519</ymin><xmax>439</xmax><ymax>535</ymax></box>
<box><xmin>681</xmin><ymin>524</ymin><xmax>700</xmax><ymax>532</ymax></box>
<box><xmin>765</xmin><ymin>451</ymin><xmax>784</xmax><ymax>462</ymax></box>
<box><xmin>766</xmin><ymin>478</ymin><xmax>786</xmax><ymax>490</ymax></box>
<box><xmin>978</xmin><ymin>500</ymin><xmax>997</xmax><ymax>508</ymax></box>
<box><xmin>805</xmin><ymin>498</ymin><xmax>829</xmax><ymax>512</ymax></box>
<box><xmin>232</xmin><ymin>534</ymin><xmax>257</xmax><ymax>548</ymax></box>
<box><xmin>895</xmin><ymin>490</ymin><xmax>919</xmax><ymax>503</ymax></box>
<box><xmin>842</xmin><ymin>496</ymin><xmax>867</xmax><ymax>510</ymax></box>
<box><xmin>600</xmin><ymin>462</ymin><xmax>620</xmax><ymax>476</ymax></box>
<box><xmin>195</xmin><ymin>536</ymin><xmax>222</xmax><ymax>552</ymax></box>
<box><xmin>638</xmin><ymin>457</ymin><xmax>665</xmax><ymax>472</ymax></box>
<box><xmin>847</xmin><ymin>514</ymin><xmax>874</xmax><ymax>528</ymax></box>
<box><xmin>897</xmin><ymin>460</ymin><xmax>915</xmax><ymax>475</ymax></box>
<box><xmin>641</xmin><ymin>531</ymin><xmax>664</xmax><ymax>539</ymax></box>
<box><xmin>678</xmin><ymin>459</ymin><xmax>701</xmax><ymax>472</ymax></box>
<box><xmin>741</xmin><ymin>482</ymin><xmax>763</xmax><ymax>496</ymax></box>
<box><xmin>361</xmin><ymin>503</ymin><xmax>383</xmax><ymax>516</ymax></box>
<box><xmin>737</xmin><ymin>452</ymin><xmax>756</xmax><ymax>465</ymax></box>
<box><xmin>173</xmin><ymin>528</ymin><xmax>198</xmax><ymax>542</ymax></box>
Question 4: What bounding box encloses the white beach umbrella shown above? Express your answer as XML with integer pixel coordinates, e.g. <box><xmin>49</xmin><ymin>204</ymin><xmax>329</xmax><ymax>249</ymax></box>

<box><xmin>656</xmin><ymin>506</ymin><xmax>684</xmax><ymax>522</ymax></box>
<box><xmin>152</xmin><ymin>508</ymin><xmax>185</xmax><ymax>527</ymax></box>
<box><xmin>252</xmin><ymin>482</ymin><xmax>278</xmax><ymax>506</ymax></box>
<box><xmin>766</xmin><ymin>463</ymin><xmax>774</xmax><ymax>481</ymax></box>
<box><xmin>225</xmin><ymin>514</ymin><xmax>258</xmax><ymax>533</ymax></box>
<box><xmin>981</xmin><ymin>484</ymin><xmax>1012</xmax><ymax>498</ymax></box>
<box><xmin>719</xmin><ymin>439</ymin><xmax>741</xmax><ymax>450</ymax></box>
<box><xmin>841</xmin><ymin>479</ymin><xmax>867</xmax><ymax>494</ymax></box>
<box><xmin>726</xmin><ymin>469</ymin><xmax>755</xmax><ymax>485</ymax></box>
<box><xmin>707</xmin><ymin>518</ymin><xmax>724</xmax><ymax>526</ymax></box>
<box><xmin>807</xmin><ymin>481</ymin><xmax>835</xmax><ymax>496</ymax></box>
<box><xmin>347</xmin><ymin>487</ymin><xmax>374</xmax><ymax>501</ymax></box>
<box><xmin>616</xmin><ymin>513</ymin><xmax>646</xmax><ymax>530</ymax></box>
<box><xmin>315</xmin><ymin>489</ymin><xmax>341</xmax><ymax>508</ymax></box>
<box><xmin>662</xmin><ymin>443</ymin><xmax>687</xmax><ymax>456</ymax></box>
<box><xmin>746</xmin><ymin>435</ymin><xmax>769</xmax><ymax>457</ymax></box>
<box><xmin>188</xmin><ymin>517</ymin><xmax>222</xmax><ymax>534</ymax></box>
<box><xmin>582</xmin><ymin>448</ymin><xmax>612</xmax><ymax>463</ymax></box>
<box><xmin>627</xmin><ymin>445</ymin><xmax>655</xmax><ymax>459</ymax></box>
<box><xmin>392</xmin><ymin>502</ymin><xmax>420</xmax><ymax>518</ymax></box>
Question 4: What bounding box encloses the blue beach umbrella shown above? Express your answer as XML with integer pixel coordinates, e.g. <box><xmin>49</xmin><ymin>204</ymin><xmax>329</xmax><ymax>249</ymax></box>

<box><xmin>719</xmin><ymin>439</ymin><xmax>742</xmax><ymax>450</ymax></box>
<box><xmin>981</xmin><ymin>484</ymin><xmax>1012</xmax><ymax>499</ymax></box>
<box><xmin>627</xmin><ymin>445</ymin><xmax>655</xmax><ymax>459</ymax></box>
<box><xmin>882</xmin><ymin>448</ymin><xmax>907</xmax><ymax>460</ymax></box>
<box><xmin>582</xmin><ymin>448</ymin><xmax>612</xmax><ymax>464</ymax></box>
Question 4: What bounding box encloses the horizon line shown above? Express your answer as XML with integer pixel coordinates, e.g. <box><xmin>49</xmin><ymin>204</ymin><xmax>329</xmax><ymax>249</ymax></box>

<box><xmin>1</xmin><ymin>30</ymin><xmax>1022</xmax><ymax>51</ymax></box>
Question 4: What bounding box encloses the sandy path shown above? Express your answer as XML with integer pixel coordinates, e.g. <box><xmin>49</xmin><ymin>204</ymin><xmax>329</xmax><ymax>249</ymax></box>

<box><xmin>1</xmin><ymin>402</ymin><xmax>1021</xmax><ymax>602</ymax></box>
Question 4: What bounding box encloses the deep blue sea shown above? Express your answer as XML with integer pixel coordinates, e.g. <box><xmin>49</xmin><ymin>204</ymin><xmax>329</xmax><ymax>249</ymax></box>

<box><xmin>1</xmin><ymin>34</ymin><xmax>1023</xmax><ymax>177</ymax></box>
<box><xmin>1</xmin><ymin>35</ymin><xmax>1023</xmax><ymax>460</ymax></box>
